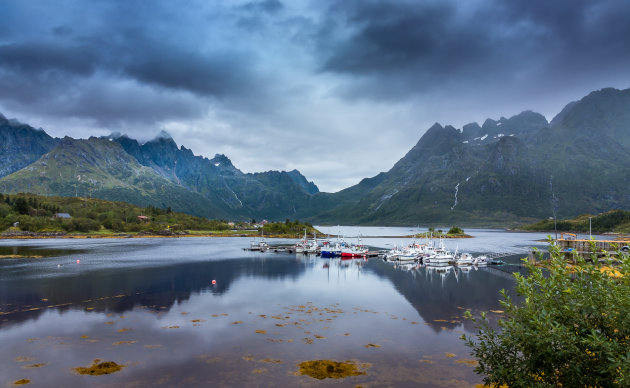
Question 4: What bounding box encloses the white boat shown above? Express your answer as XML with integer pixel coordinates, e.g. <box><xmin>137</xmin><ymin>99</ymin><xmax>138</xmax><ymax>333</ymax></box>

<box><xmin>424</xmin><ymin>239</ymin><xmax>453</xmax><ymax>266</ymax></box>
<box><xmin>386</xmin><ymin>241</ymin><xmax>428</xmax><ymax>262</ymax></box>
<box><xmin>248</xmin><ymin>231</ymin><xmax>269</xmax><ymax>251</ymax></box>
<box><xmin>384</xmin><ymin>246</ymin><xmax>403</xmax><ymax>261</ymax></box>
<box><xmin>295</xmin><ymin>235</ymin><xmax>308</xmax><ymax>253</ymax></box>
<box><xmin>295</xmin><ymin>230</ymin><xmax>319</xmax><ymax>254</ymax></box>
<box><xmin>473</xmin><ymin>255</ymin><xmax>489</xmax><ymax>266</ymax></box>
<box><xmin>454</xmin><ymin>252</ymin><xmax>475</xmax><ymax>266</ymax></box>
<box><xmin>399</xmin><ymin>242</ymin><xmax>427</xmax><ymax>262</ymax></box>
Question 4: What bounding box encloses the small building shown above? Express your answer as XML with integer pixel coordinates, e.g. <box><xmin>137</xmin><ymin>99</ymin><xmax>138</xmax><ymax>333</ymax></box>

<box><xmin>53</xmin><ymin>213</ymin><xmax>72</xmax><ymax>219</ymax></box>
<box><xmin>137</xmin><ymin>215</ymin><xmax>150</xmax><ymax>222</ymax></box>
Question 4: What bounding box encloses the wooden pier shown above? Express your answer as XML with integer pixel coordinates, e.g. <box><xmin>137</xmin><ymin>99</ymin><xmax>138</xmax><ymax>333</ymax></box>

<box><xmin>555</xmin><ymin>233</ymin><xmax>630</xmax><ymax>256</ymax></box>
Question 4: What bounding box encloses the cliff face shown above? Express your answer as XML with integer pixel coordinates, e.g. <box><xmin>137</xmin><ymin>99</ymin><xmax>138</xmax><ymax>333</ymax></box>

<box><xmin>0</xmin><ymin>114</ymin><xmax>58</xmax><ymax>178</ymax></box>
<box><xmin>111</xmin><ymin>132</ymin><xmax>319</xmax><ymax>220</ymax></box>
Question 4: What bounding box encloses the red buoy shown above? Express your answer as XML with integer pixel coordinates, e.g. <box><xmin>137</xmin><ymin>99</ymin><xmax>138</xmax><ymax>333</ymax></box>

<box><xmin>211</xmin><ymin>280</ymin><xmax>216</xmax><ymax>285</ymax></box>
<box><xmin>76</xmin><ymin>259</ymin><xmax>80</xmax><ymax>264</ymax></box>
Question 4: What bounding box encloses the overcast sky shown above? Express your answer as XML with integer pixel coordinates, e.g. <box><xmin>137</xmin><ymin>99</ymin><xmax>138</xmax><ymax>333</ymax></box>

<box><xmin>1</xmin><ymin>0</ymin><xmax>629</xmax><ymax>192</ymax></box>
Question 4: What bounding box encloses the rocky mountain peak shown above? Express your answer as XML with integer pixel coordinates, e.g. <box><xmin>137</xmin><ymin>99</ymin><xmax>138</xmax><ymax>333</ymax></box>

<box><xmin>210</xmin><ymin>154</ymin><xmax>234</xmax><ymax>168</ymax></box>
<box><xmin>287</xmin><ymin>169</ymin><xmax>319</xmax><ymax>195</ymax></box>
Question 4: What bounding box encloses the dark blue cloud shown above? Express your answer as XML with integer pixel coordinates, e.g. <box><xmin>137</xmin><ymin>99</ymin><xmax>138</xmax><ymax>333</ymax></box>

<box><xmin>240</xmin><ymin>0</ymin><xmax>284</xmax><ymax>13</ymax></box>
<box><xmin>0</xmin><ymin>0</ymin><xmax>628</xmax><ymax>191</ymax></box>
<box><xmin>317</xmin><ymin>0</ymin><xmax>630</xmax><ymax>100</ymax></box>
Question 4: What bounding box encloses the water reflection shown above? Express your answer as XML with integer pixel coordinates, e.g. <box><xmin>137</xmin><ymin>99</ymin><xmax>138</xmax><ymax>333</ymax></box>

<box><xmin>1</xmin><ymin>253</ymin><xmax>306</xmax><ymax>327</ymax></box>
<box><xmin>365</xmin><ymin>260</ymin><xmax>515</xmax><ymax>332</ymax></box>
<box><xmin>0</xmin><ymin>234</ymin><xmax>536</xmax><ymax>387</ymax></box>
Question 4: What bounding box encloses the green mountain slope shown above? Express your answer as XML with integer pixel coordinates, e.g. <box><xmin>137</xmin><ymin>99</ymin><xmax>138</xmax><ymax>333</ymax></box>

<box><xmin>110</xmin><ymin>132</ymin><xmax>319</xmax><ymax>220</ymax></box>
<box><xmin>0</xmin><ymin>137</ymin><xmax>232</xmax><ymax>218</ymax></box>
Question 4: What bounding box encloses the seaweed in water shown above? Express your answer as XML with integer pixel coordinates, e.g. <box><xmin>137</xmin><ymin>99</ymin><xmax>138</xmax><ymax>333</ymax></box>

<box><xmin>74</xmin><ymin>359</ymin><xmax>125</xmax><ymax>375</ymax></box>
<box><xmin>297</xmin><ymin>360</ymin><xmax>367</xmax><ymax>379</ymax></box>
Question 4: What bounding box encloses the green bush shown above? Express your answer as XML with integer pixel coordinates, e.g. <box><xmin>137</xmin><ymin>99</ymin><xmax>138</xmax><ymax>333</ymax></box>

<box><xmin>62</xmin><ymin>218</ymin><xmax>101</xmax><ymax>233</ymax></box>
<box><xmin>463</xmin><ymin>240</ymin><xmax>630</xmax><ymax>387</ymax></box>
<box><xmin>447</xmin><ymin>226</ymin><xmax>464</xmax><ymax>234</ymax></box>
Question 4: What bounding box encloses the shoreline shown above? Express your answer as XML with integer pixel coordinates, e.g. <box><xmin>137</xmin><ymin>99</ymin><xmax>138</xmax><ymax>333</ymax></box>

<box><xmin>0</xmin><ymin>232</ymin><xmax>474</xmax><ymax>240</ymax></box>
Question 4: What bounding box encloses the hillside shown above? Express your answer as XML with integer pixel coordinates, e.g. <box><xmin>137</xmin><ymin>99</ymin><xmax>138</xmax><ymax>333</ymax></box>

<box><xmin>300</xmin><ymin>87</ymin><xmax>630</xmax><ymax>226</ymax></box>
<box><xmin>0</xmin><ymin>192</ymin><xmax>231</xmax><ymax>234</ymax></box>
<box><xmin>522</xmin><ymin>210</ymin><xmax>630</xmax><ymax>234</ymax></box>
<box><xmin>0</xmin><ymin>137</ymin><xmax>232</xmax><ymax>218</ymax></box>
<box><xmin>110</xmin><ymin>133</ymin><xmax>319</xmax><ymax>220</ymax></box>
<box><xmin>0</xmin><ymin>192</ymin><xmax>319</xmax><ymax>237</ymax></box>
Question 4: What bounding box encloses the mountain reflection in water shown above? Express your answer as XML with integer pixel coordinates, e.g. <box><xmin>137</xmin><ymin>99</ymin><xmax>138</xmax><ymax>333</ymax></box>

<box><xmin>0</xmin><ymin>234</ymin><xmax>538</xmax><ymax>387</ymax></box>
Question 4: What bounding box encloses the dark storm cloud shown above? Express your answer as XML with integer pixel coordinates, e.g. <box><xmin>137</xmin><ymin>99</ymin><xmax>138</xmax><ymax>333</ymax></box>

<box><xmin>0</xmin><ymin>1</ymin><xmax>264</xmax><ymax>126</ymax></box>
<box><xmin>114</xmin><ymin>35</ymin><xmax>255</xmax><ymax>97</ymax></box>
<box><xmin>0</xmin><ymin>41</ymin><xmax>97</xmax><ymax>76</ymax></box>
<box><xmin>0</xmin><ymin>32</ymin><xmax>255</xmax><ymax>99</ymax></box>
<box><xmin>0</xmin><ymin>0</ymin><xmax>628</xmax><ymax>192</ymax></box>
<box><xmin>317</xmin><ymin>0</ymin><xmax>630</xmax><ymax>100</ymax></box>
<box><xmin>241</xmin><ymin>0</ymin><xmax>284</xmax><ymax>13</ymax></box>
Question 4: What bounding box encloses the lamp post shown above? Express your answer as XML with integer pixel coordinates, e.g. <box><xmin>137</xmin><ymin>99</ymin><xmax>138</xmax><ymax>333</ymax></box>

<box><xmin>589</xmin><ymin>217</ymin><xmax>592</xmax><ymax>240</ymax></box>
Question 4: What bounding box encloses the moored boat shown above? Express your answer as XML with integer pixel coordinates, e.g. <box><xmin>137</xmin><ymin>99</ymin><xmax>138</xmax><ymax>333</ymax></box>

<box><xmin>341</xmin><ymin>235</ymin><xmax>369</xmax><ymax>258</ymax></box>
<box><xmin>341</xmin><ymin>245</ymin><xmax>369</xmax><ymax>258</ymax></box>
<box><xmin>424</xmin><ymin>239</ymin><xmax>453</xmax><ymax>266</ymax></box>
<box><xmin>454</xmin><ymin>252</ymin><xmax>475</xmax><ymax>266</ymax></box>
<box><xmin>320</xmin><ymin>240</ymin><xmax>343</xmax><ymax>257</ymax></box>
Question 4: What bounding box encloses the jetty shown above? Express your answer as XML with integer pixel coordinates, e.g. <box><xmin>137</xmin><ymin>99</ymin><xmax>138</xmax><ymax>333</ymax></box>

<box><xmin>555</xmin><ymin>233</ymin><xmax>630</xmax><ymax>256</ymax></box>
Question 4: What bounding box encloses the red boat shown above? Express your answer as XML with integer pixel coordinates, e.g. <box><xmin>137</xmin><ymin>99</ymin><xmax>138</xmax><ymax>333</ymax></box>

<box><xmin>340</xmin><ymin>245</ymin><xmax>368</xmax><ymax>258</ymax></box>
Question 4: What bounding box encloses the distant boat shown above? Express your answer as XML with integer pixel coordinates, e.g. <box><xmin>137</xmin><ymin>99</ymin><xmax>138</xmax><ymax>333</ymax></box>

<box><xmin>473</xmin><ymin>255</ymin><xmax>489</xmax><ymax>266</ymax></box>
<box><xmin>320</xmin><ymin>239</ymin><xmax>344</xmax><ymax>258</ymax></box>
<box><xmin>340</xmin><ymin>245</ymin><xmax>368</xmax><ymax>258</ymax></box>
<box><xmin>454</xmin><ymin>252</ymin><xmax>475</xmax><ymax>266</ymax></box>
<box><xmin>340</xmin><ymin>236</ymin><xmax>368</xmax><ymax>258</ymax></box>
<box><xmin>295</xmin><ymin>230</ymin><xmax>319</xmax><ymax>254</ymax></box>
<box><xmin>248</xmin><ymin>231</ymin><xmax>269</xmax><ymax>251</ymax></box>
<box><xmin>424</xmin><ymin>239</ymin><xmax>453</xmax><ymax>266</ymax></box>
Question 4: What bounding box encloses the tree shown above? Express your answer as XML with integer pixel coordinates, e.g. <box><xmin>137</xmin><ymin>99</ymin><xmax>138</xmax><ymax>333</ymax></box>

<box><xmin>463</xmin><ymin>240</ymin><xmax>630</xmax><ymax>387</ymax></box>
<box><xmin>447</xmin><ymin>226</ymin><xmax>464</xmax><ymax>235</ymax></box>
<box><xmin>13</xmin><ymin>197</ymin><xmax>29</xmax><ymax>215</ymax></box>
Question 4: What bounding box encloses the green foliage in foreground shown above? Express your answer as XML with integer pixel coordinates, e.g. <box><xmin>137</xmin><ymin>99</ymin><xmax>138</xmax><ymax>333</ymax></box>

<box><xmin>522</xmin><ymin>209</ymin><xmax>630</xmax><ymax>234</ymax></box>
<box><xmin>463</xmin><ymin>240</ymin><xmax>630</xmax><ymax>387</ymax></box>
<box><xmin>0</xmin><ymin>192</ymin><xmax>232</xmax><ymax>233</ymax></box>
<box><xmin>261</xmin><ymin>219</ymin><xmax>319</xmax><ymax>236</ymax></box>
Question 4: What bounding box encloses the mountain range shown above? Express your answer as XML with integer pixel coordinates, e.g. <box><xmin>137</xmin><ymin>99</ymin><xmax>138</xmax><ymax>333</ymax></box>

<box><xmin>1</xmin><ymin>86</ymin><xmax>630</xmax><ymax>226</ymax></box>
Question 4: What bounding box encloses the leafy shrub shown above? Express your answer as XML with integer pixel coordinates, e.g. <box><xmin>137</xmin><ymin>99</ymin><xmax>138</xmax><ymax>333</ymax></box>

<box><xmin>62</xmin><ymin>218</ymin><xmax>101</xmax><ymax>233</ymax></box>
<box><xmin>447</xmin><ymin>226</ymin><xmax>464</xmax><ymax>234</ymax></box>
<box><xmin>463</xmin><ymin>240</ymin><xmax>630</xmax><ymax>387</ymax></box>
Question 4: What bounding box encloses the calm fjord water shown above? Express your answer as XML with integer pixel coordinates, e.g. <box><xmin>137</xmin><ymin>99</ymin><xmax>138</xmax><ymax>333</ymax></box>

<box><xmin>1</xmin><ymin>230</ymin><xmax>555</xmax><ymax>387</ymax></box>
